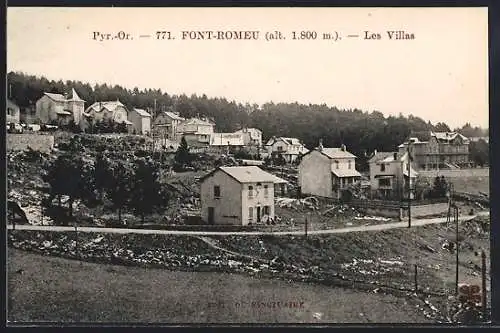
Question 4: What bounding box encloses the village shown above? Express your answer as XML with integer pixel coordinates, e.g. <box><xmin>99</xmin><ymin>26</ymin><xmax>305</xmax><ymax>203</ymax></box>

<box><xmin>6</xmin><ymin>84</ymin><xmax>491</xmax><ymax>324</ymax></box>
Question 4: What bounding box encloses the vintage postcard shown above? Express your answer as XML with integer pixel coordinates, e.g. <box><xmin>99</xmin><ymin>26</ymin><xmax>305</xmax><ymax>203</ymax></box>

<box><xmin>6</xmin><ymin>6</ymin><xmax>490</xmax><ymax>325</ymax></box>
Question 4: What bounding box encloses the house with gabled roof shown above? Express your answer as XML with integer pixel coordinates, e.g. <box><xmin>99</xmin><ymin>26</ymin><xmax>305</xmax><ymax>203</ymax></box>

<box><xmin>152</xmin><ymin>111</ymin><xmax>185</xmax><ymax>140</ymax></box>
<box><xmin>200</xmin><ymin>166</ymin><xmax>287</xmax><ymax>225</ymax></box>
<box><xmin>368</xmin><ymin>150</ymin><xmax>418</xmax><ymax>199</ymax></box>
<box><xmin>177</xmin><ymin>117</ymin><xmax>215</xmax><ymax>147</ymax></box>
<box><xmin>35</xmin><ymin>88</ymin><xmax>85</xmax><ymax>126</ymax></box>
<box><xmin>82</xmin><ymin>99</ymin><xmax>133</xmax><ymax>131</ymax></box>
<box><xmin>398</xmin><ymin>131</ymin><xmax>471</xmax><ymax>170</ymax></box>
<box><xmin>235</xmin><ymin>128</ymin><xmax>263</xmax><ymax>146</ymax></box>
<box><xmin>298</xmin><ymin>141</ymin><xmax>361</xmax><ymax>200</ymax></box>
<box><xmin>129</xmin><ymin>108</ymin><xmax>151</xmax><ymax>135</ymax></box>
<box><xmin>265</xmin><ymin>136</ymin><xmax>309</xmax><ymax>163</ymax></box>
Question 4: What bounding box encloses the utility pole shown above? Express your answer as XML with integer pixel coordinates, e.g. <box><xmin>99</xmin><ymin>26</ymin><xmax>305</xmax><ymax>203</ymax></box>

<box><xmin>453</xmin><ymin>204</ymin><xmax>459</xmax><ymax>295</ymax></box>
<box><xmin>74</xmin><ymin>223</ymin><xmax>79</xmax><ymax>259</ymax></box>
<box><xmin>482</xmin><ymin>250</ymin><xmax>487</xmax><ymax>316</ymax></box>
<box><xmin>305</xmin><ymin>216</ymin><xmax>308</xmax><ymax>238</ymax></box>
<box><xmin>407</xmin><ymin>141</ymin><xmax>412</xmax><ymax>228</ymax></box>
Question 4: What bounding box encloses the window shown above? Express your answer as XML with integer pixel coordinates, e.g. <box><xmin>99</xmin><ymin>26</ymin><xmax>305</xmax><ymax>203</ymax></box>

<box><xmin>379</xmin><ymin>178</ymin><xmax>391</xmax><ymax>187</ymax></box>
<box><xmin>264</xmin><ymin>206</ymin><xmax>270</xmax><ymax>215</ymax></box>
<box><xmin>7</xmin><ymin>108</ymin><xmax>12</xmax><ymax>116</ymax></box>
<box><xmin>248</xmin><ymin>185</ymin><xmax>254</xmax><ymax>198</ymax></box>
<box><xmin>214</xmin><ymin>185</ymin><xmax>221</xmax><ymax>198</ymax></box>
<box><xmin>380</xmin><ymin>164</ymin><xmax>385</xmax><ymax>172</ymax></box>
<box><xmin>335</xmin><ymin>160</ymin><xmax>339</xmax><ymax>169</ymax></box>
<box><xmin>264</xmin><ymin>184</ymin><xmax>269</xmax><ymax>197</ymax></box>
<box><xmin>277</xmin><ymin>146</ymin><xmax>283</xmax><ymax>152</ymax></box>
<box><xmin>348</xmin><ymin>160</ymin><xmax>352</xmax><ymax>169</ymax></box>
<box><xmin>249</xmin><ymin>207</ymin><xmax>254</xmax><ymax>220</ymax></box>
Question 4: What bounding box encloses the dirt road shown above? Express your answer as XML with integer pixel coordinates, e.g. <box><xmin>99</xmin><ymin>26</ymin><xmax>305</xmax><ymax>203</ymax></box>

<box><xmin>7</xmin><ymin>213</ymin><xmax>485</xmax><ymax>236</ymax></box>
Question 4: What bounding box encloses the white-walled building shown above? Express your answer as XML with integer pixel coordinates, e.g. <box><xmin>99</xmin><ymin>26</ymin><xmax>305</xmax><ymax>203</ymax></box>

<box><xmin>265</xmin><ymin>137</ymin><xmax>309</xmax><ymax>163</ymax></box>
<box><xmin>200</xmin><ymin>166</ymin><xmax>286</xmax><ymax>226</ymax></box>
<box><xmin>368</xmin><ymin>150</ymin><xmax>418</xmax><ymax>199</ymax></box>
<box><xmin>129</xmin><ymin>108</ymin><xmax>151</xmax><ymax>135</ymax></box>
<box><xmin>299</xmin><ymin>143</ymin><xmax>361</xmax><ymax>200</ymax></box>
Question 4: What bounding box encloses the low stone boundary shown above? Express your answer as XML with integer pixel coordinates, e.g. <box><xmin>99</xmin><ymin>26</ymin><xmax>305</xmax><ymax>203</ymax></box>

<box><xmin>7</xmin><ymin>133</ymin><xmax>54</xmax><ymax>153</ymax></box>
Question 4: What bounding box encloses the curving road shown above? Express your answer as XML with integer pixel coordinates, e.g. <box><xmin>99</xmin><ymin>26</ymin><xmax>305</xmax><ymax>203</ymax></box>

<box><xmin>6</xmin><ymin>212</ymin><xmax>488</xmax><ymax>236</ymax></box>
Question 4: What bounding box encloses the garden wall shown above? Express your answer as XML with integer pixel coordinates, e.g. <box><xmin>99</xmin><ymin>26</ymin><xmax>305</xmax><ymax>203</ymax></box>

<box><xmin>7</xmin><ymin>134</ymin><xmax>54</xmax><ymax>153</ymax></box>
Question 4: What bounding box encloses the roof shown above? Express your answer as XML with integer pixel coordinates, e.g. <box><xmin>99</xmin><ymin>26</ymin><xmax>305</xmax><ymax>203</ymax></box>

<box><xmin>133</xmin><ymin>108</ymin><xmax>151</xmax><ymax>117</ymax></box>
<box><xmin>68</xmin><ymin>88</ymin><xmax>84</xmax><ymax>102</ymax></box>
<box><xmin>266</xmin><ymin>137</ymin><xmax>303</xmax><ymax>146</ymax></box>
<box><xmin>201</xmin><ymin>166</ymin><xmax>287</xmax><ymax>184</ymax></box>
<box><xmin>331</xmin><ymin>168</ymin><xmax>362</xmax><ymax>178</ymax></box>
<box><xmin>44</xmin><ymin>92</ymin><xmax>67</xmax><ymax>102</ymax></box>
<box><xmin>181</xmin><ymin>117</ymin><xmax>214</xmax><ymax>126</ymax></box>
<box><xmin>432</xmin><ymin>131</ymin><xmax>470</xmax><ymax>144</ymax></box>
<box><xmin>86</xmin><ymin>100</ymin><xmax>126</xmax><ymax>113</ymax></box>
<box><xmin>210</xmin><ymin>133</ymin><xmax>244</xmax><ymax>146</ymax></box>
<box><xmin>320</xmin><ymin>147</ymin><xmax>356</xmax><ymax>159</ymax></box>
<box><xmin>161</xmin><ymin>111</ymin><xmax>185</xmax><ymax>121</ymax></box>
<box><xmin>368</xmin><ymin>151</ymin><xmax>401</xmax><ymax>163</ymax></box>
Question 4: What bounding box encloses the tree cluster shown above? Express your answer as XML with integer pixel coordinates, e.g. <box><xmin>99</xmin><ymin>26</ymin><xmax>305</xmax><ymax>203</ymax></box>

<box><xmin>8</xmin><ymin>71</ymin><xmax>488</xmax><ymax>170</ymax></box>
<box><xmin>43</xmin><ymin>150</ymin><xmax>169</xmax><ymax>225</ymax></box>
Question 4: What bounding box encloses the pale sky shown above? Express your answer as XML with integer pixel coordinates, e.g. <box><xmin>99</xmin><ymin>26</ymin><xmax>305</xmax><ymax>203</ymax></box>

<box><xmin>7</xmin><ymin>7</ymin><xmax>489</xmax><ymax>128</ymax></box>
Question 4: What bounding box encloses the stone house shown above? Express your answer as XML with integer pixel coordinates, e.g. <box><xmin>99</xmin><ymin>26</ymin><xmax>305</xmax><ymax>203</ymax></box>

<box><xmin>35</xmin><ymin>88</ymin><xmax>85</xmax><ymax>126</ymax></box>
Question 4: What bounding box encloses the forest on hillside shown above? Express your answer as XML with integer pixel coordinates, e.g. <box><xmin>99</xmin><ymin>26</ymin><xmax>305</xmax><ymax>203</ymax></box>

<box><xmin>7</xmin><ymin>71</ymin><xmax>488</xmax><ymax>160</ymax></box>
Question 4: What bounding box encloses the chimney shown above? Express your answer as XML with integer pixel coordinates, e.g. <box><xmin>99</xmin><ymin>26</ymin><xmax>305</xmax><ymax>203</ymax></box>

<box><xmin>341</xmin><ymin>144</ymin><xmax>346</xmax><ymax>152</ymax></box>
<box><xmin>318</xmin><ymin>139</ymin><xmax>323</xmax><ymax>151</ymax></box>
<box><xmin>374</xmin><ymin>149</ymin><xmax>377</xmax><ymax>155</ymax></box>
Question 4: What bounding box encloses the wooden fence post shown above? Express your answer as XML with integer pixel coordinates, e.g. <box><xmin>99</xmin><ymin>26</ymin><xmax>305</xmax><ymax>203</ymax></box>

<box><xmin>414</xmin><ymin>264</ymin><xmax>418</xmax><ymax>293</ymax></box>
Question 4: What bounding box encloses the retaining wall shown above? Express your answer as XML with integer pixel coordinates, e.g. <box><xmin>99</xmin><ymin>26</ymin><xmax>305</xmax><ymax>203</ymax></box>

<box><xmin>418</xmin><ymin>168</ymin><xmax>489</xmax><ymax>178</ymax></box>
<box><xmin>7</xmin><ymin>133</ymin><xmax>54</xmax><ymax>153</ymax></box>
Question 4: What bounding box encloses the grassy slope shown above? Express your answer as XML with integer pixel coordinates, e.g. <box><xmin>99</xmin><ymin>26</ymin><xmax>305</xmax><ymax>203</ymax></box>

<box><xmin>8</xmin><ymin>249</ymin><xmax>431</xmax><ymax>324</ymax></box>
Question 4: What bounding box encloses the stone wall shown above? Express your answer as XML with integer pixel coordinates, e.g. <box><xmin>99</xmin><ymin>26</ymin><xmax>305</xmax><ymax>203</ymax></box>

<box><xmin>7</xmin><ymin>134</ymin><xmax>54</xmax><ymax>153</ymax></box>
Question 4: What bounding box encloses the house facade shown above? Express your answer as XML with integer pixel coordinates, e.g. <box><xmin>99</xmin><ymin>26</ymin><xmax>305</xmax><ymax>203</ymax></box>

<box><xmin>82</xmin><ymin>100</ymin><xmax>133</xmax><ymax>131</ymax></box>
<box><xmin>265</xmin><ymin>137</ymin><xmax>309</xmax><ymax>163</ymax></box>
<box><xmin>208</xmin><ymin>133</ymin><xmax>245</xmax><ymax>154</ymax></box>
<box><xmin>152</xmin><ymin>111</ymin><xmax>185</xmax><ymax>140</ymax></box>
<box><xmin>200</xmin><ymin>166</ymin><xmax>286</xmax><ymax>226</ymax></box>
<box><xmin>235</xmin><ymin>128</ymin><xmax>263</xmax><ymax>147</ymax></box>
<box><xmin>368</xmin><ymin>150</ymin><xmax>418</xmax><ymax>200</ymax></box>
<box><xmin>298</xmin><ymin>143</ymin><xmax>361</xmax><ymax>200</ymax></box>
<box><xmin>7</xmin><ymin>99</ymin><xmax>20</xmax><ymax>124</ymax></box>
<box><xmin>398</xmin><ymin>131</ymin><xmax>470</xmax><ymax>170</ymax></box>
<box><xmin>129</xmin><ymin>108</ymin><xmax>151</xmax><ymax>135</ymax></box>
<box><xmin>177</xmin><ymin>117</ymin><xmax>215</xmax><ymax>146</ymax></box>
<box><xmin>35</xmin><ymin>89</ymin><xmax>85</xmax><ymax>126</ymax></box>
